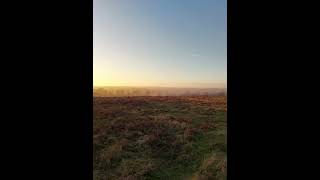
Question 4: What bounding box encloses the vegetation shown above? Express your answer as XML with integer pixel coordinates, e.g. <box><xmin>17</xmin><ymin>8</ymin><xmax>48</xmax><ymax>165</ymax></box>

<box><xmin>93</xmin><ymin>96</ymin><xmax>227</xmax><ymax>180</ymax></box>
<box><xmin>93</xmin><ymin>86</ymin><xmax>227</xmax><ymax>97</ymax></box>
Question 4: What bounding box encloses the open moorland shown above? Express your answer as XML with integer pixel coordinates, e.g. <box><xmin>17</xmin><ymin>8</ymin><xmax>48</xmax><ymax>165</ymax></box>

<box><xmin>93</xmin><ymin>96</ymin><xmax>227</xmax><ymax>180</ymax></box>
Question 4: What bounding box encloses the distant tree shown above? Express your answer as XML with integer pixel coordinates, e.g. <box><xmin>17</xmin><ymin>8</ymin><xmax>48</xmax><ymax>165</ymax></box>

<box><xmin>165</xmin><ymin>91</ymin><xmax>169</xmax><ymax>96</ymax></box>
<box><xmin>133</xmin><ymin>90</ymin><xmax>139</xmax><ymax>96</ymax></box>
<box><xmin>109</xmin><ymin>90</ymin><xmax>114</xmax><ymax>97</ymax></box>
<box><xmin>145</xmin><ymin>90</ymin><xmax>151</xmax><ymax>96</ymax></box>
<box><xmin>125</xmin><ymin>89</ymin><xmax>130</xmax><ymax>96</ymax></box>
<box><xmin>185</xmin><ymin>90</ymin><xmax>190</xmax><ymax>96</ymax></box>
<box><xmin>117</xmin><ymin>90</ymin><xmax>124</xmax><ymax>96</ymax></box>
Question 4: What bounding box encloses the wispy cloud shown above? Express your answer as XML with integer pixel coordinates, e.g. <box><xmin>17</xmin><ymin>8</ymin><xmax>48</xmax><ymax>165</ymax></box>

<box><xmin>191</xmin><ymin>53</ymin><xmax>201</xmax><ymax>57</ymax></box>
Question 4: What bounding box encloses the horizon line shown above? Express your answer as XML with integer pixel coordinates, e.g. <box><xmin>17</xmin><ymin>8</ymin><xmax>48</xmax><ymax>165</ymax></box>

<box><xmin>93</xmin><ymin>85</ymin><xmax>227</xmax><ymax>89</ymax></box>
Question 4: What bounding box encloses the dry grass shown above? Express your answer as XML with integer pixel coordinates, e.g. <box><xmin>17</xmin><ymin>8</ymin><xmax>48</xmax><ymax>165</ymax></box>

<box><xmin>93</xmin><ymin>96</ymin><xmax>226</xmax><ymax>180</ymax></box>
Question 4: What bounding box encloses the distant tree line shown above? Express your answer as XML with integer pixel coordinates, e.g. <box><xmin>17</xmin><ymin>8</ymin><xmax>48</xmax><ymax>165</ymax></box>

<box><xmin>93</xmin><ymin>87</ymin><xmax>227</xmax><ymax>97</ymax></box>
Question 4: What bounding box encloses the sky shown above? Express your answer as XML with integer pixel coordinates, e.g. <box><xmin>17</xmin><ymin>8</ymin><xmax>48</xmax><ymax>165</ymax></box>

<box><xmin>93</xmin><ymin>0</ymin><xmax>227</xmax><ymax>88</ymax></box>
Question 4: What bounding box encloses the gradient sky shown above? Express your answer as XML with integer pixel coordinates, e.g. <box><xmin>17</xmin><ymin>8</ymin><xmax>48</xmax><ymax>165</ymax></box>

<box><xmin>93</xmin><ymin>0</ymin><xmax>227</xmax><ymax>88</ymax></box>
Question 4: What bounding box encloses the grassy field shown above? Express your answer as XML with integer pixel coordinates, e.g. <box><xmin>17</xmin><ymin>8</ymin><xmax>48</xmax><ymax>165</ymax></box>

<box><xmin>93</xmin><ymin>96</ymin><xmax>227</xmax><ymax>180</ymax></box>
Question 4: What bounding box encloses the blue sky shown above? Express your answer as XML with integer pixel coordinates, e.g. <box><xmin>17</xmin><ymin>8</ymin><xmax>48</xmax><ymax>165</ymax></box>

<box><xmin>93</xmin><ymin>0</ymin><xmax>227</xmax><ymax>88</ymax></box>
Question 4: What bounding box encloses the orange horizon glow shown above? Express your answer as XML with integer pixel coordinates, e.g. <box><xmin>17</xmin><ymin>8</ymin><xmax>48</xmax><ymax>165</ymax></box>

<box><xmin>93</xmin><ymin>81</ymin><xmax>227</xmax><ymax>89</ymax></box>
